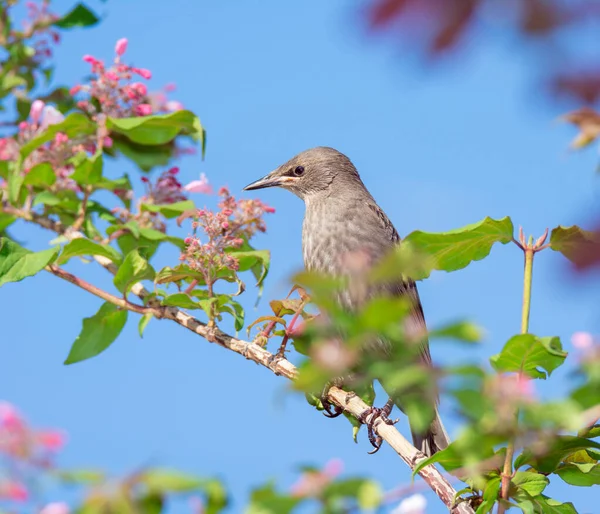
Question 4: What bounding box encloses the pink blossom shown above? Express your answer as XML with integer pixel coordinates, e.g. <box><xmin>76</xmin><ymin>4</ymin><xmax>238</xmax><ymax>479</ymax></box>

<box><xmin>133</xmin><ymin>67</ymin><xmax>152</xmax><ymax>79</ymax></box>
<box><xmin>54</xmin><ymin>133</ymin><xmax>69</xmax><ymax>145</ymax></box>
<box><xmin>572</xmin><ymin>331</ymin><xmax>594</xmax><ymax>350</ymax></box>
<box><xmin>0</xmin><ymin>481</ymin><xmax>28</xmax><ymax>502</ymax></box>
<box><xmin>30</xmin><ymin>100</ymin><xmax>45</xmax><ymax>124</ymax></box>
<box><xmin>322</xmin><ymin>458</ymin><xmax>343</xmax><ymax>478</ymax></box>
<box><xmin>69</xmin><ymin>85</ymin><xmax>81</xmax><ymax>96</ymax></box>
<box><xmin>131</xmin><ymin>82</ymin><xmax>147</xmax><ymax>96</ymax></box>
<box><xmin>104</xmin><ymin>71</ymin><xmax>119</xmax><ymax>81</ymax></box>
<box><xmin>40</xmin><ymin>502</ymin><xmax>70</xmax><ymax>514</ymax></box>
<box><xmin>40</xmin><ymin>106</ymin><xmax>65</xmax><ymax>129</ymax></box>
<box><xmin>115</xmin><ymin>38</ymin><xmax>128</xmax><ymax>56</ymax></box>
<box><xmin>165</xmin><ymin>100</ymin><xmax>184</xmax><ymax>111</ymax></box>
<box><xmin>184</xmin><ymin>176</ymin><xmax>213</xmax><ymax>194</ymax></box>
<box><xmin>18</xmin><ymin>121</ymin><xmax>28</xmax><ymax>131</ymax></box>
<box><xmin>83</xmin><ymin>54</ymin><xmax>98</xmax><ymax>64</ymax></box>
<box><xmin>103</xmin><ymin>136</ymin><xmax>113</xmax><ymax>148</ymax></box>
<box><xmin>164</xmin><ymin>82</ymin><xmax>177</xmax><ymax>92</ymax></box>
<box><xmin>36</xmin><ymin>430</ymin><xmax>66</xmax><ymax>451</ymax></box>
<box><xmin>135</xmin><ymin>103</ymin><xmax>152</xmax><ymax>116</ymax></box>
<box><xmin>0</xmin><ymin>402</ymin><xmax>24</xmax><ymax>429</ymax></box>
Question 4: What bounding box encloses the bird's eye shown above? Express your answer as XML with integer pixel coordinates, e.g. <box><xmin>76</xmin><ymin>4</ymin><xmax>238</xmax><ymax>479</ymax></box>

<box><xmin>293</xmin><ymin>166</ymin><xmax>305</xmax><ymax>176</ymax></box>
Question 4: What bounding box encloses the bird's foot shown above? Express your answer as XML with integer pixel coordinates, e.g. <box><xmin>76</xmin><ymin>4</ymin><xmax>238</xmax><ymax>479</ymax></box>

<box><xmin>358</xmin><ymin>398</ymin><xmax>398</xmax><ymax>454</ymax></box>
<box><xmin>319</xmin><ymin>379</ymin><xmax>345</xmax><ymax>418</ymax></box>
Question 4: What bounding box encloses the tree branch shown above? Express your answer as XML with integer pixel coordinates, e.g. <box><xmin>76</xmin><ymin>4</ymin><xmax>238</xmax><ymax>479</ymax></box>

<box><xmin>3</xmin><ymin>204</ymin><xmax>474</xmax><ymax>513</ymax></box>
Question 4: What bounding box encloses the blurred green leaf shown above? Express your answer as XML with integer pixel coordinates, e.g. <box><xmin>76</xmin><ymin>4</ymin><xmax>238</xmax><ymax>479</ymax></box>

<box><xmin>23</xmin><ymin>162</ymin><xmax>56</xmax><ymax>187</ymax></box>
<box><xmin>0</xmin><ymin>237</ymin><xmax>58</xmax><ymax>287</ymax></box>
<box><xmin>404</xmin><ymin>216</ymin><xmax>514</xmax><ymax>278</ymax></box>
<box><xmin>20</xmin><ymin>113</ymin><xmax>95</xmax><ymax>159</ymax></box>
<box><xmin>430</xmin><ymin>320</ymin><xmax>484</xmax><ymax>343</ymax></box>
<box><xmin>512</xmin><ymin>471</ymin><xmax>549</xmax><ymax>496</ymax></box>
<box><xmin>515</xmin><ymin>436</ymin><xmax>600</xmax><ymax>473</ymax></box>
<box><xmin>550</xmin><ymin>226</ymin><xmax>599</xmax><ymax>264</ymax></box>
<box><xmin>229</xmin><ymin>249</ymin><xmax>271</xmax><ymax>287</ymax></box>
<box><xmin>114</xmin><ymin>250</ymin><xmax>155</xmax><ymax>295</ymax></box>
<box><xmin>55</xmin><ymin>468</ymin><xmax>105</xmax><ymax>485</ymax></box>
<box><xmin>555</xmin><ymin>462</ymin><xmax>600</xmax><ymax>486</ymax></box>
<box><xmin>54</xmin><ymin>3</ymin><xmax>100</xmax><ymax>28</ymax></box>
<box><xmin>135</xmin><ymin>493</ymin><xmax>163</xmax><ymax>514</ymax></box>
<box><xmin>107</xmin><ymin>111</ymin><xmax>203</xmax><ymax>146</ymax></box>
<box><xmin>141</xmin><ymin>200</ymin><xmax>195</xmax><ymax>219</ymax></box>
<box><xmin>247</xmin><ymin>483</ymin><xmax>300</xmax><ymax>514</ymax></box>
<box><xmin>64</xmin><ymin>302</ymin><xmax>128</xmax><ymax>364</ymax></box>
<box><xmin>7</xmin><ymin>168</ymin><xmax>24</xmax><ymax>204</ymax></box>
<box><xmin>138</xmin><ymin>313</ymin><xmax>152</xmax><ymax>338</ymax></box>
<box><xmin>0</xmin><ymin>213</ymin><xmax>16</xmax><ymax>234</ymax></box>
<box><xmin>140</xmin><ymin>468</ymin><xmax>203</xmax><ymax>493</ymax></box>
<box><xmin>71</xmin><ymin>152</ymin><xmax>103</xmax><ymax>185</ymax></box>
<box><xmin>57</xmin><ymin>238</ymin><xmax>121</xmax><ymax>265</ymax></box>
<box><xmin>490</xmin><ymin>335</ymin><xmax>567</xmax><ymax>379</ymax></box>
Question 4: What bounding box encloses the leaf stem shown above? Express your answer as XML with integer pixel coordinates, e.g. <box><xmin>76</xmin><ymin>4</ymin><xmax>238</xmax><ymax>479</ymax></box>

<box><xmin>499</xmin><ymin>239</ymin><xmax>535</xmax><ymax>512</ymax></box>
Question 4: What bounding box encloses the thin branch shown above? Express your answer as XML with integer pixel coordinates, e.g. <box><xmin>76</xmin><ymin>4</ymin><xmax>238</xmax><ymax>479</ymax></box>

<box><xmin>46</xmin><ymin>264</ymin><xmax>162</xmax><ymax>317</ymax></box>
<box><xmin>3</xmin><ymin>204</ymin><xmax>475</xmax><ymax>514</ymax></box>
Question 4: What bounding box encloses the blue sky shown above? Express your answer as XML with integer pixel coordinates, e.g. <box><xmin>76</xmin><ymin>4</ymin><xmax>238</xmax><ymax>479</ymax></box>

<box><xmin>2</xmin><ymin>1</ymin><xmax>599</xmax><ymax>512</ymax></box>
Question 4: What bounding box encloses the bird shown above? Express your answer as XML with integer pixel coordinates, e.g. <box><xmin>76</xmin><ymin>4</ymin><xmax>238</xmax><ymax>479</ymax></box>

<box><xmin>243</xmin><ymin>146</ymin><xmax>449</xmax><ymax>457</ymax></box>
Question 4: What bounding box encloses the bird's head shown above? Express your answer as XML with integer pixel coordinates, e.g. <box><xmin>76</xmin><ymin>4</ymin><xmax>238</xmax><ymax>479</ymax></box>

<box><xmin>243</xmin><ymin>146</ymin><xmax>362</xmax><ymax>201</ymax></box>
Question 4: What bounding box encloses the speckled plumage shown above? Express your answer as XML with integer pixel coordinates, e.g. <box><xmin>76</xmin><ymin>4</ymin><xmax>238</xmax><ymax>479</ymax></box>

<box><xmin>244</xmin><ymin>147</ymin><xmax>449</xmax><ymax>456</ymax></box>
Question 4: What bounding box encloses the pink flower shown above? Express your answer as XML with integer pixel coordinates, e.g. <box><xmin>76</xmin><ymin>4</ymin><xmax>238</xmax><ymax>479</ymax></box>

<box><xmin>322</xmin><ymin>458</ymin><xmax>343</xmax><ymax>478</ymax></box>
<box><xmin>115</xmin><ymin>38</ymin><xmax>128</xmax><ymax>56</ymax></box>
<box><xmin>40</xmin><ymin>502</ymin><xmax>70</xmax><ymax>514</ymax></box>
<box><xmin>264</xmin><ymin>205</ymin><xmax>276</xmax><ymax>214</ymax></box>
<box><xmin>0</xmin><ymin>402</ymin><xmax>24</xmax><ymax>429</ymax></box>
<box><xmin>36</xmin><ymin>430</ymin><xmax>66</xmax><ymax>451</ymax></box>
<box><xmin>103</xmin><ymin>136</ymin><xmax>113</xmax><ymax>148</ymax></box>
<box><xmin>54</xmin><ymin>133</ymin><xmax>69</xmax><ymax>145</ymax></box>
<box><xmin>40</xmin><ymin>106</ymin><xmax>65</xmax><ymax>129</ymax></box>
<box><xmin>132</xmin><ymin>67</ymin><xmax>152</xmax><ymax>79</ymax></box>
<box><xmin>69</xmin><ymin>85</ymin><xmax>81</xmax><ymax>96</ymax></box>
<box><xmin>105</xmin><ymin>71</ymin><xmax>119</xmax><ymax>81</ymax></box>
<box><xmin>0</xmin><ymin>481</ymin><xmax>28</xmax><ymax>502</ymax></box>
<box><xmin>131</xmin><ymin>82</ymin><xmax>147</xmax><ymax>96</ymax></box>
<box><xmin>135</xmin><ymin>103</ymin><xmax>152</xmax><ymax>116</ymax></box>
<box><xmin>184</xmin><ymin>173</ymin><xmax>212</xmax><ymax>194</ymax></box>
<box><xmin>83</xmin><ymin>55</ymin><xmax>98</xmax><ymax>64</ymax></box>
<box><xmin>30</xmin><ymin>99</ymin><xmax>45</xmax><ymax>124</ymax></box>
<box><xmin>572</xmin><ymin>331</ymin><xmax>594</xmax><ymax>350</ymax></box>
<box><xmin>165</xmin><ymin>100</ymin><xmax>184</xmax><ymax>111</ymax></box>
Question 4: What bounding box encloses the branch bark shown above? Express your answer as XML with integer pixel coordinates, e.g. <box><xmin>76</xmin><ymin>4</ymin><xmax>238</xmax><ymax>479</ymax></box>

<box><xmin>3</xmin><ymin>204</ymin><xmax>475</xmax><ymax>513</ymax></box>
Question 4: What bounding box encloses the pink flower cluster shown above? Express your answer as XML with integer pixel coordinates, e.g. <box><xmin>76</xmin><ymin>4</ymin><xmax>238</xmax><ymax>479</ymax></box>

<box><xmin>0</xmin><ymin>402</ymin><xmax>66</xmax><ymax>503</ymax></box>
<box><xmin>111</xmin><ymin>169</ymin><xmax>211</xmax><ymax>233</ymax></box>
<box><xmin>70</xmin><ymin>38</ymin><xmax>183</xmax><ymax>119</ymax></box>
<box><xmin>180</xmin><ymin>187</ymin><xmax>275</xmax><ymax>279</ymax></box>
<box><xmin>290</xmin><ymin>458</ymin><xmax>343</xmax><ymax>498</ymax></box>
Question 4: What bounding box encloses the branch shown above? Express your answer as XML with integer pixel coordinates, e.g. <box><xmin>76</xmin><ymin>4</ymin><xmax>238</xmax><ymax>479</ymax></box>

<box><xmin>46</xmin><ymin>264</ymin><xmax>162</xmax><ymax>317</ymax></box>
<box><xmin>3</xmin><ymin>205</ymin><xmax>474</xmax><ymax>513</ymax></box>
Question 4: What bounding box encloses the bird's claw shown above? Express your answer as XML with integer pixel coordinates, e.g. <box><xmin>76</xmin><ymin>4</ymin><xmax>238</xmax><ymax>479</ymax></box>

<box><xmin>321</xmin><ymin>396</ymin><xmax>344</xmax><ymax>418</ymax></box>
<box><xmin>359</xmin><ymin>399</ymin><xmax>398</xmax><ymax>454</ymax></box>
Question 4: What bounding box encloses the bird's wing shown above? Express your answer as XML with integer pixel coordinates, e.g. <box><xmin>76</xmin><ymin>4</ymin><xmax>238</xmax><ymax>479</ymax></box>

<box><xmin>366</xmin><ymin>202</ymin><xmax>433</xmax><ymax>368</ymax></box>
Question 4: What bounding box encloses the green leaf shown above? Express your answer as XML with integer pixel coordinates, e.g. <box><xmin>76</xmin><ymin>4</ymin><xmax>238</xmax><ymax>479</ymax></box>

<box><xmin>113</xmin><ymin>250</ymin><xmax>155</xmax><ymax>295</ymax></box>
<box><xmin>161</xmin><ymin>293</ymin><xmax>201</xmax><ymax>310</ymax></box>
<box><xmin>220</xmin><ymin>300</ymin><xmax>245</xmax><ymax>331</ymax></box>
<box><xmin>54</xmin><ymin>3</ymin><xmax>100</xmax><ymax>28</ymax></box>
<box><xmin>8</xmin><ymin>169</ymin><xmax>24</xmax><ymax>204</ymax></box>
<box><xmin>20</xmin><ymin>113</ymin><xmax>95</xmax><ymax>159</ymax></box>
<box><xmin>516</xmin><ymin>436</ymin><xmax>600</xmax><ymax>473</ymax></box>
<box><xmin>550</xmin><ymin>225</ymin><xmax>599</xmax><ymax>265</ymax></box>
<box><xmin>229</xmin><ymin>249</ymin><xmax>271</xmax><ymax>286</ymax></box>
<box><xmin>429</xmin><ymin>320</ymin><xmax>483</xmax><ymax>343</ymax></box>
<box><xmin>71</xmin><ymin>152</ymin><xmax>103</xmax><ymax>185</ymax></box>
<box><xmin>138</xmin><ymin>313</ymin><xmax>152</xmax><ymax>338</ymax></box>
<box><xmin>356</xmin><ymin>480</ymin><xmax>383</xmax><ymax>509</ymax></box>
<box><xmin>109</xmin><ymin>137</ymin><xmax>175</xmax><ymax>172</ymax></box>
<box><xmin>57</xmin><ymin>238</ymin><xmax>121</xmax><ymax>265</ymax></box>
<box><xmin>490</xmin><ymin>335</ymin><xmax>567</xmax><ymax>379</ymax></box>
<box><xmin>512</xmin><ymin>471</ymin><xmax>549</xmax><ymax>495</ymax></box>
<box><xmin>404</xmin><ymin>216</ymin><xmax>514</xmax><ymax>278</ymax></box>
<box><xmin>23</xmin><ymin>162</ymin><xmax>56</xmax><ymax>187</ymax></box>
<box><xmin>247</xmin><ymin>483</ymin><xmax>299</xmax><ymax>514</ymax></box>
<box><xmin>555</xmin><ymin>462</ymin><xmax>600</xmax><ymax>486</ymax></box>
<box><xmin>139</xmin><ymin>469</ymin><xmax>203</xmax><ymax>493</ymax></box>
<box><xmin>0</xmin><ymin>237</ymin><xmax>58</xmax><ymax>287</ymax></box>
<box><xmin>55</xmin><ymin>468</ymin><xmax>105</xmax><ymax>485</ymax></box>
<box><xmin>107</xmin><ymin>111</ymin><xmax>203</xmax><ymax>146</ymax></box>
<box><xmin>140</xmin><ymin>200</ymin><xmax>195</xmax><ymax>219</ymax></box>
<box><xmin>0</xmin><ymin>213</ymin><xmax>16</xmax><ymax>234</ymax></box>
<box><xmin>64</xmin><ymin>302</ymin><xmax>128</xmax><ymax>364</ymax></box>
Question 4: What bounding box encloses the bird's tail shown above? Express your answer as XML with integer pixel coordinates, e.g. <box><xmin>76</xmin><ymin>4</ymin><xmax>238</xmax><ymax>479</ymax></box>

<box><xmin>411</xmin><ymin>407</ymin><xmax>450</xmax><ymax>458</ymax></box>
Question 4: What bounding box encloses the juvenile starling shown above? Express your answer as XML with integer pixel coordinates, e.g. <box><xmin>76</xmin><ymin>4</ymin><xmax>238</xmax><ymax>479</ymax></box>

<box><xmin>244</xmin><ymin>146</ymin><xmax>449</xmax><ymax>456</ymax></box>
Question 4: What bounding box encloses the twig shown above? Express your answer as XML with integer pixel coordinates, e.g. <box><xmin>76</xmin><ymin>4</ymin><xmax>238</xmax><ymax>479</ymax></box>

<box><xmin>46</xmin><ymin>264</ymin><xmax>162</xmax><ymax>317</ymax></box>
<box><xmin>3</xmin><ymin>204</ymin><xmax>474</xmax><ymax>514</ymax></box>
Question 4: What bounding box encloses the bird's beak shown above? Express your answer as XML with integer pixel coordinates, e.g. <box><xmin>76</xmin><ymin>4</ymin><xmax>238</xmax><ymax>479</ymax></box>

<box><xmin>243</xmin><ymin>171</ymin><xmax>296</xmax><ymax>191</ymax></box>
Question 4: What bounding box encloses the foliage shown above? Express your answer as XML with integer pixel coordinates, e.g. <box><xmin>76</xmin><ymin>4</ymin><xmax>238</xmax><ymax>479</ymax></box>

<box><xmin>0</xmin><ymin>2</ymin><xmax>599</xmax><ymax>514</ymax></box>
